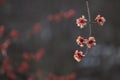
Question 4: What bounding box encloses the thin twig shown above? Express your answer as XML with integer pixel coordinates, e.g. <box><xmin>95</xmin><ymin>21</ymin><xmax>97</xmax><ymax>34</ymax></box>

<box><xmin>85</xmin><ymin>0</ymin><xmax>92</xmax><ymax>55</ymax></box>
<box><xmin>86</xmin><ymin>0</ymin><xmax>92</xmax><ymax>37</ymax></box>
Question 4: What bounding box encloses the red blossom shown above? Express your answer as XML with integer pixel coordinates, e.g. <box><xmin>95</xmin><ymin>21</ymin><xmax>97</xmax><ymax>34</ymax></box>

<box><xmin>95</xmin><ymin>15</ymin><xmax>106</xmax><ymax>26</ymax></box>
<box><xmin>66</xmin><ymin>73</ymin><xmax>76</xmax><ymax>80</ymax></box>
<box><xmin>0</xmin><ymin>0</ymin><xmax>6</xmax><ymax>5</ymax></box>
<box><xmin>62</xmin><ymin>12</ymin><xmax>70</xmax><ymax>19</ymax></box>
<box><xmin>74</xmin><ymin>50</ymin><xmax>85</xmax><ymax>62</ymax></box>
<box><xmin>0</xmin><ymin>25</ymin><xmax>5</xmax><ymax>38</ymax></box>
<box><xmin>47</xmin><ymin>9</ymin><xmax>75</xmax><ymax>22</ymax></box>
<box><xmin>22</xmin><ymin>52</ymin><xmax>31</xmax><ymax>61</ymax></box>
<box><xmin>32</xmin><ymin>49</ymin><xmax>45</xmax><ymax>61</ymax></box>
<box><xmin>67</xmin><ymin>9</ymin><xmax>75</xmax><ymax>17</ymax></box>
<box><xmin>62</xmin><ymin>9</ymin><xmax>75</xmax><ymax>19</ymax></box>
<box><xmin>27</xmin><ymin>74</ymin><xmax>35</xmax><ymax>80</ymax></box>
<box><xmin>10</xmin><ymin>29</ymin><xmax>19</xmax><ymax>39</ymax></box>
<box><xmin>76</xmin><ymin>36</ymin><xmax>86</xmax><ymax>47</ymax></box>
<box><xmin>20</xmin><ymin>62</ymin><xmax>29</xmax><ymax>70</ymax></box>
<box><xmin>33</xmin><ymin>23</ymin><xmax>41</xmax><ymax>33</ymax></box>
<box><xmin>86</xmin><ymin>37</ymin><xmax>96</xmax><ymax>48</ymax></box>
<box><xmin>6</xmin><ymin>71</ymin><xmax>17</xmax><ymax>80</ymax></box>
<box><xmin>0</xmin><ymin>39</ymin><xmax>11</xmax><ymax>56</ymax></box>
<box><xmin>18</xmin><ymin>62</ymin><xmax>29</xmax><ymax>73</ymax></box>
<box><xmin>76</xmin><ymin>15</ymin><xmax>87</xmax><ymax>28</ymax></box>
<box><xmin>2</xmin><ymin>57</ymin><xmax>13</xmax><ymax>72</ymax></box>
<box><xmin>47</xmin><ymin>73</ymin><xmax>76</xmax><ymax>80</ymax></box>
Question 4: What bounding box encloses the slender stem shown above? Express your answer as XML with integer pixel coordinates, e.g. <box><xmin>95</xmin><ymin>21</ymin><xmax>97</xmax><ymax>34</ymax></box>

<box><xmin>85</xmin><ymin>0</ymin><xmax>92</xmax><ymax>55</ymax></box>
<box><xmin>86</xmin><ymin>0</ymin><xmax>92</xmax><ymax>37</ymax></box>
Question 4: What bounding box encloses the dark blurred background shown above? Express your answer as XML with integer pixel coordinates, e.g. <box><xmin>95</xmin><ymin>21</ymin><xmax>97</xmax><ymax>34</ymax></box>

<box><xmin>0</xmin><ymin>0</ymin><xmax>120</xmax><ymax>80</ymax></box>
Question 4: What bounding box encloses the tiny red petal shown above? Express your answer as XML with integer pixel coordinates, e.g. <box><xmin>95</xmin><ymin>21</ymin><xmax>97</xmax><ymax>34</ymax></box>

<box><xmin>27</xmin><ymin>74</ymin><xmax>35</xmax><ymax>80</ymax></box>
<box><xmin>32</xmin><ymin>49</ymin><xmax>45</xmax><ymax>61</ymax></box>
<box><xmin>62</xmin><ymin>9</ymin><xmax>75</xmax><ymax>19</ymax></box>
<box><xmin>95</xmin><ymin>15</ymin><xmax>106</xmax><ymax>26</ymax></box>
<box><xmin>0</xmin><ymin>25</ymin><xmax>5</xmax><ymax>38</ymax></box>
<box><xmin>33</xmin><ymin>23</ymin><xmax>41</xmax><ymax>33</ymax></box>
<box><xmin>1</xmin><ymin>39</ymin><xmax>11</xmax><ymax>56</ymax></box>
<box><xmin>22</xmin><ymin>52</ymin><xmax>31</xmax><ymax>61</ymax></box>
<box><xmin>86</xmin><ymin>37</ymin><xmax>96</xmax><ymax>48</ymax></box>
<box><xmin>10</xmin><ymin>30</ymin><xmax>19</xmax><ymax>39</ymax></box>
<box><xmin>76</xmin><ymin>15</ymin><xmax>87</xmax><ymax>28</ymax></box>
<box><xmin>18</xmin><ymin>61</ymin><xmax>29</xmax><ymax>73</ymax></box>
<box><xmin>76</xmin><ymin>36</ymin><xmax>85</xmax><ymax>47</ymax></box>
<box><xmin>0</xmin><ymin>0</ymin><xmax>6</xmax><ymax>5</ymax></box>
<box><xmin>74</xmin><ymin>50</ymin><xmax>85</xmax><ymax>62</ymax></box>
<box><xmin>6</xmin><ymin>71</ymin><xmax>17</xmax><ymax>80</ymax></box>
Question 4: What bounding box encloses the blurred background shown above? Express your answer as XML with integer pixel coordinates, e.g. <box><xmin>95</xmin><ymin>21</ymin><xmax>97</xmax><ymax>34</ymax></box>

<box><xmin>0</xmin><ymin>0</ymin><xmax>120</xmax><ymax>80</ymax></box>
